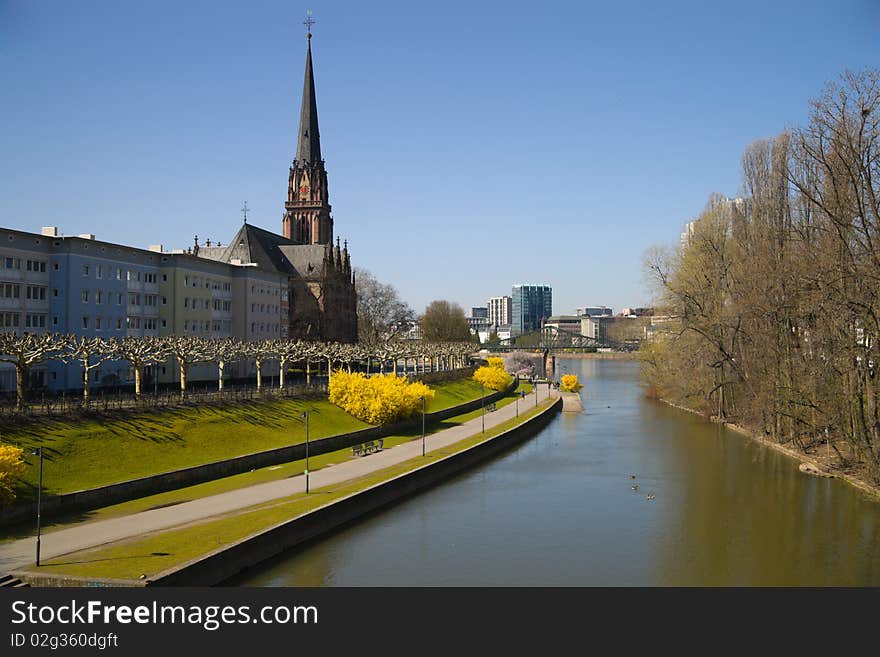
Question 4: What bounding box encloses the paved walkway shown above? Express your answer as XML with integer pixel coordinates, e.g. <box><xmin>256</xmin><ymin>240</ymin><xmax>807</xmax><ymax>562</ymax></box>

<box><xmin>0</xmin><ymin>385</ymin><xmax>557</xmax><ymax>572</ymax></box>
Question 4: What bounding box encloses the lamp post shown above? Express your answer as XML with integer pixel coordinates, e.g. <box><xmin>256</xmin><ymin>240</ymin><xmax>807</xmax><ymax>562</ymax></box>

<box><xmin>481</xmin><ymin>382</ymin><xmax>485</xmax><ymax>433</ymax></box>
<box><xmin>420</xmin><ymin>396</ymin><xmax>426</xmax><ymax>456</ymax></box>
<box><xmin>31</xmin><ymin>447</ymin><xmax>43</xmax><ymax>566</ymax></box>
<box><xmin>300</xmin><ymin>411</ymin><xmax>310</xmax><ymax>493</ymax></box>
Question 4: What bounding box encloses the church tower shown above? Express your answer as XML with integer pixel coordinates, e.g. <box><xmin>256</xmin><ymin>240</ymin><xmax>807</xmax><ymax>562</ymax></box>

<box><xmin>282</xmin><ymin>29</ymin><xmax>333</xmax><ymax>244</ymax></box>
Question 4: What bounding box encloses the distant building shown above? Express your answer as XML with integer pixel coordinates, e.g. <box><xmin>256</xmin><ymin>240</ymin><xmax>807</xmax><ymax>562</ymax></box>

<box><xmin>512</xmin><ymin>284</ymin><xmax>552</xmax><ymax>336</ymax></box>
<box><xmin>619</xmin><ymin>307</ymin><xmax>654</xmax><ymax>317</ymax></box>
<box><xmin>487</xmin><ymin>296</ymin><xmax>512</xmax><ymax>327</ymax></box>
<box><xmin>581</xmin><ymin>316</ymin><xmax>615</xmax><ymax>342</ymax></box>
<box><xmin>575</xmin><ymin>306</ymin><xmax>613</xmax><ymax>318</ymax></box>
<box><xmin>469</xmin><ymin>307</ymin><xmax>488</xmax><ymax>319</ymax></box>
<box><xmin>543</xmin><ymin>315</ymin><xmax>582</xmax><ymax>333</ymax></box>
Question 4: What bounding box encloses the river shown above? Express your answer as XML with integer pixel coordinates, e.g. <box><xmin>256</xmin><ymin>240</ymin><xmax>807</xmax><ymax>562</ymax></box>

<box><xmin>231</xmin><ymin>357</ymin><xmax>880</xmax><ymax>586</ymax></box>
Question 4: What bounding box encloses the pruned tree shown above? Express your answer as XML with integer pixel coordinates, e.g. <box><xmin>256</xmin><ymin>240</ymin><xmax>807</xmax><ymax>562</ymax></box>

<box><xmin>60</xmin><ymin>336</ymin><xmax>118</xmax><ymax>405</ymax></box>
<box><xmin>0</xmin><ymin>332</ymin><xmax>62</xmax><ymax>410</ymax></box>
<box><xmin>206</xmin><ymin>338</ymin><xmax>243</xmax><ymax>392</ymax></box>
<box><xmin>113</xmin><ymin>336</ymin><xmax>169</xmax><ymax>398</ymax></box>
<box><xmin>162</xmin><ymin>336</ymin><xmax>213</xmax><ymax>399</ymax></box>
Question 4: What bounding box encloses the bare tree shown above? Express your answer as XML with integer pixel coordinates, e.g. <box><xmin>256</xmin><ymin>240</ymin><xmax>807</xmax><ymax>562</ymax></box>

<box><xmin>162</xmin><ymin>336</ymin><xmax>213</xmax><ymax>399</ymax></box>
<box><xmin>59</xmin><ymin>336</ymin><xmax>118</xmax><ymax>405</ymax></box>
<box><xmin>0</xmin><ymin>332</ymin><xmax>63</xmax><ymax>410</ymax></box>
<box><xmin>113</xmin><ymin>336</ymin><xmax>168</xmax><ymax>399</ymax></box>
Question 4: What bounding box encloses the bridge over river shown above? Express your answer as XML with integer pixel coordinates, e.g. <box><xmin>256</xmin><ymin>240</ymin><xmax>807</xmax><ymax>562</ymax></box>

<box><xmin>231</xmin><ymin>357</ymin><xmax>880</xmax><ymax>586</ymax></box>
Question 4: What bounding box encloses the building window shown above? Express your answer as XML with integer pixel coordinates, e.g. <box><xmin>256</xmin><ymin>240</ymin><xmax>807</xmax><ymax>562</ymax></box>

<box><xmin>116</xmin><ymin>268</ymin><xmax>122</xmax><ymax>280</ymax></box>
<box><xmin>26</xmin><ymin>260</ymin><xmax>46</xmax><ymax>272</ymax></box>
<box><xmin>96</xmin><ymin>291</ymin><xmax>103</xmax><ymax>304</ymax></box>
<box><xmin>5</xmin><ymin>257</ymin><xmax>20</xmax><ymax>269</ymax></box>
<box><xmin>96</xmin><ymin>265</ymin><xmax>103</xmax><ymax>279</ymax></box>
<box><xmin>162</xmin><ymin>274</ymin><xmax>167</xmax><ymax>282</ymax></box>
<box><xmin>53</xmin><ymin>262</ymin><xmax>59</xmax><ymax>271</ymax></box>
<box><xmin>117</xmin><ymin>292</ymin><xmax>123</xmax><ymax>305</ymax></box>
<box><xmin>95</xmin><ymin>317</ymin><xmax>102</xmax><ymax>330</ymax></box>
<box><xmin>82</xmin><ymin>264</ymin><xmax>89</xmax><ymax>276</ymax></box>
<box><xmin>81</xmin><ymin>290</ymin><xmax>89</xmax><ymax>303</ymax></box>
<box><xmin>116</xmin><ymin>318</ymin><xmax>122</xmax><ymax>330</ymax></box>
<box><xmin>1</xmin><ymin>284</ymin><xmax>20</xmax><ymax>299</ymax></box>
<box><xmin>161</xmin><ymin>319</ymin><xmax>167</xmax><ymax>328</ymax></box>
<box><xmin>82</xmin><ymin>316</ymin><xmax>89</xmax><ymax>329</ymax></box>
<box><xmin>52</xmin><ymin>288</ymin><xmax>58</xmax><ymax>297</ymax></box>
<box><xmin>52</xmin><ymin>316</ymin><xmax>58</xmax><ymax>327</ymax></box>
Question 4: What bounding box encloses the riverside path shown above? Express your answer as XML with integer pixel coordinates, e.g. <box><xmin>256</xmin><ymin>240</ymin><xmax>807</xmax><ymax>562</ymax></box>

<box><xmin>0</xmin><ymin>385</ymin><xmax>558</xmax><ymax>572</ymax></box>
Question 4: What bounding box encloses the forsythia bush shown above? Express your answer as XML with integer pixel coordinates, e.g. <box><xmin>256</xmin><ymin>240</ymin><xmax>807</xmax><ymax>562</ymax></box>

<box><xmin>486</xmin><ymin>356</ymin><xmax>505</xmax><ymax>370</ymax></box>
<box><xmin>560</xmin><ymin>374</ymin><xmax>583</xmax><ymax>393</ymax></box>
<box><xmin>0</xmin><ymin>444</ymin><xmax>26</xmax><ymax>507</ymax></box>
<box><xmin>473</xmin><ymin>365</ymin><xmax>512</xmax><ymax>392</ymax></box>
<box><xmin>329</xmin><ymin>370</ymin><xmax>434</xmax><ymax>425</ymax></box>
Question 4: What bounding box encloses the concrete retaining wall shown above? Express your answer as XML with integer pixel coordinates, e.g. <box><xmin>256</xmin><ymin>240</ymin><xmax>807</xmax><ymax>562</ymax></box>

<box><xmin>1</xmin><ymin>378</ymin><xmax>518</xmax><ymax>526</ymax></box>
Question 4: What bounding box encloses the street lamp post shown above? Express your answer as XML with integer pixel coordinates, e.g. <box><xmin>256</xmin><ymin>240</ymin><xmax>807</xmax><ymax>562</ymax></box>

<box><xmin>31</xmin><ymin>447</ymin><xmax>43</xmax><ymax>567</ymax></box>
<box><xmin>481</xmin><ymin>383</ymin><xmax>485</xmax><ymax>433</ymax></box>
<box><xmin>300</xmin><ymin>411</ymin><xmax>310</xmax><ymax>493</ymax></box>
<box><xmin>420</xmin><ymin>396</ymin><xmax>426</xmax><ymax>456</ymax></box>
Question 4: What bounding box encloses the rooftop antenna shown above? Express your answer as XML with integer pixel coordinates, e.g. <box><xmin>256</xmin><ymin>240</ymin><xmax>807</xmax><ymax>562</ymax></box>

<box><xmin>241</xmin><ymin>201</ymin><xmax>250</xmax><ymax>224</ymax></box>
<box><xmin>304</xmin><ymin>9</ymin><xmax>315</xmax><ymax>39</ymax></box>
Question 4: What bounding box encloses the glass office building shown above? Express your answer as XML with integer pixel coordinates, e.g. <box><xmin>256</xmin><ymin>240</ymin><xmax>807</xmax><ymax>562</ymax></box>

<box><xmin>511</xmin><ymin>284</ymin><xmax>552</xmax><ymax>335</ymax></box>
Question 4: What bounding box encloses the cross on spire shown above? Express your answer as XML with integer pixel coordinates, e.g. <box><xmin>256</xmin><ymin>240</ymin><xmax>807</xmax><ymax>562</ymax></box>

<box><xmin>241</xmin><ymin>201</ymin><xmax>250</xmax><ymax>223</ymax></box>
<box><xmin>304</xmin><ymin>9</ymin><xmax>315</xmax><ymax>39</ymax></box>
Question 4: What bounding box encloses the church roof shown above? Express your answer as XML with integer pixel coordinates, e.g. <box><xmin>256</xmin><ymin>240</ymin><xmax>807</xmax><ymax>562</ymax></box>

<box><xmin>204</xmin><ymin>222</ymin><xmax>335</xmax><ymax>282</ymax></box>
<box><xmin>295</xmin><ymin>37</ymin><xmax>322</xmax><ymax>165</ymax></box>
<box><xmin>278</xmin><ymin>243</ymin><xmax>330</xmax><ymax>281</ymax></box>
<box><xmin>219</xmin><ymin>223</ymin><xmax>297</xmax><ymax>274</ymax></box>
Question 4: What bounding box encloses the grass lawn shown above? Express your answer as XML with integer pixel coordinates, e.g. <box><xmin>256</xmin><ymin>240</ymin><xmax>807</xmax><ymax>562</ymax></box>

<box><xmin>0</xmin><ymin>382</ymin><xmax>532</xmax><ymax>542</ymax></box>
<box><xmin>0</xmin><ymin>377</ymin><xmax>496</xmax><ymax>505</ymax></box>
<box><xmin>29</xmin><ymin>393</ymin><xmax>553</xmax><ymax>581</ymax></box>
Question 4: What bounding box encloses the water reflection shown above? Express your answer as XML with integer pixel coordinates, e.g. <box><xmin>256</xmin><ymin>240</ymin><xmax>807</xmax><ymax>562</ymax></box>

<box><xmin>230</xmin><ymin>358</ymin><xmax>880</xmax><ymax>586</ymax></box>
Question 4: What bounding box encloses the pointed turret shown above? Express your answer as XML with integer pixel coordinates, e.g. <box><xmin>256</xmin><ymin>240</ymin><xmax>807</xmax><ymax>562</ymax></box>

<box><xmin>295</xmin><ymin>35</ymin><xmax>322</xmax><ymax>165</ymax></box>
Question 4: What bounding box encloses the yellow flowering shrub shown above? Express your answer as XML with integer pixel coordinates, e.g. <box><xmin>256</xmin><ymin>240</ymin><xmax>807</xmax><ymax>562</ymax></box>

<box><xmin>0</xmin><ymin>444</ymin><xmax>26</xmax><ymax>506</ymax></box>
<box><xmin>473</xmin><ymin>365</ymin><xmax>512</xmax><ymax>391</ymax></box>
<box><xmin>328</xmin><ymin>370</ymin><xmax>434</xmax><ymax>425</ymax></box>
<box><xmin>487</xmin><ymin>356</ymin><xmax>505</xmax><ymax>370</ymax></box>
<box><xmin>561</xmin><ymin>374</ymin><xmax>583</xmax><ymax>392</ymax></box>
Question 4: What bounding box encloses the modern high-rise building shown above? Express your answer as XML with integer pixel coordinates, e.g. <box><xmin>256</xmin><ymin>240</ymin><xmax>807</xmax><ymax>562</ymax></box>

<box><xmin>511</xmin><ymin>284</ymin><xmax>552</xmax><ymax>336</ymax></box>
<box><xmin>487</xmin><ymin>296</ymin><xmax>512</xmax><ymax>327</ymax></box>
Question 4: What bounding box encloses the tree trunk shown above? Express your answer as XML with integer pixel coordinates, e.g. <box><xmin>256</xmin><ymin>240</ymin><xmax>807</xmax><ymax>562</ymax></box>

<box><xmin>15</xmin><ymin>364</ymin><xmax>27</xmax><ymax>411</ymax></box>
<box><xmin>218</xmin><ymin>360</ymin><xmax>225</xmax><ymax>392</ymax></box>
<box><xmin>255</xmin><ymin>358</ymin><xmax>262</xmax><ymax>390</ymax></box>
<box><xmin>306</xmin><ymin>360</ymin><xmax>311</xmax><ymax>385</ymax></box>
<box><xmin>134</xmin><ymin>365</ymin><xmax>142</xmax><ymax>398</ymax></box>
<box><xmin>327</xmin><ymin>356</ymin><xmax>332</xmax><ymax>382</ymax></box>
<box><xmin>179</xmin><ymin>362</ymin><xmax>187</xmax><ymax>399</ymax></box>
<box><xmin>82</xmin><ymin>365</ymin><xmax>91</xmax><ymax>406</ymax></box>
<box><xmin>279</xmin><ymin>358</ymin><xmax>286</xmax><ymax>388</ymax></box>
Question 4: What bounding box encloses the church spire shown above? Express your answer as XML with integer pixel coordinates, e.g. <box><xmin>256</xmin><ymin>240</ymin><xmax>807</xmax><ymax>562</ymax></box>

<box><xmin>295</xmin><ymin>25</ymin><xmax>321</xmax><ymax>165</ymax></box>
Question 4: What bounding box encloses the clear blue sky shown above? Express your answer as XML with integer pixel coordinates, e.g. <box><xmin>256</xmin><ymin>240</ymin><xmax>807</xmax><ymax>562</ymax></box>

<box><xmin>2</xmin><ymin>0</ymin><xmax>878</xmax><ymax>316</ymax></box>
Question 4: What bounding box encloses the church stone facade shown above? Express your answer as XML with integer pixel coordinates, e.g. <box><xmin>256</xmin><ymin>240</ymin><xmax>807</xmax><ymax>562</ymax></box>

<box><xmin>199</xmin><ymin>32</ymin><xmax>357</xmax><ymax>342</ymax></box>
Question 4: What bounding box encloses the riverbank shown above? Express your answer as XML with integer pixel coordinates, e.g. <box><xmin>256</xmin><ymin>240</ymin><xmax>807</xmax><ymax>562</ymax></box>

<box><xmin>10</xmin><ymin>392</ymin><xmax>561</xmax><ymax>586</ymax></box>
<box><xmin>553</xmin><ymin>351</ymin><xmax>636</xmax><ymax>360</ymax></box>
<box><xmin>657</xmin><ymin>397</ymin><xmax>880</xmax><ymax>502</ymax></box>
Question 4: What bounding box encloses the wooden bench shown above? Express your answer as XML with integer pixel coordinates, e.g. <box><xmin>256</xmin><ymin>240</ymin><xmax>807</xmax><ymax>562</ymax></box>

<box><xmin>352</xmin><ymin>439</ymin><xmax>384</xmax><ymax>457</ymax></box>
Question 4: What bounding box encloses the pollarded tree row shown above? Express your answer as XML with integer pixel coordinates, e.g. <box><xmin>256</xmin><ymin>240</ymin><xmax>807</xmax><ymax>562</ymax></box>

<box><xmin>0</xmin><ymin>332</ymin><xmax>475</xmax><ymax>410</ymax></box>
